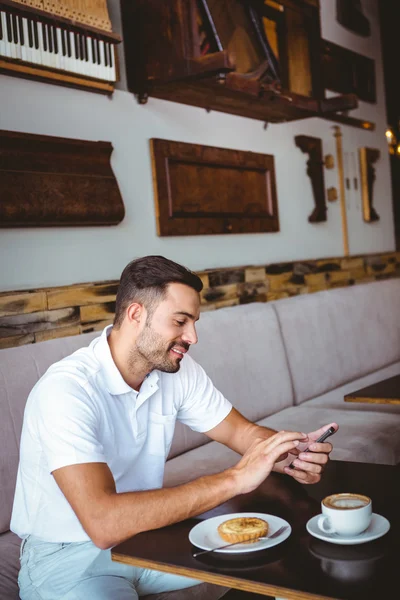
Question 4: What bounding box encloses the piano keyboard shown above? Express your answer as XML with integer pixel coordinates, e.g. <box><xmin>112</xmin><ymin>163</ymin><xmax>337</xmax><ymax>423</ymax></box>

<box><xmin>0</xmin><ymin>7</ymin><xmax>117</xmax><ymax>83</ymax></box>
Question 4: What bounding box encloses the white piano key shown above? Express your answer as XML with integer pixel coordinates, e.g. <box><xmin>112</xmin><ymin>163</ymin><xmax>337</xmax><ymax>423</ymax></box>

<box><xmin>31</xmin><ymin>20</ymin><xmax>41</xmax><ymax>66</ymax></box>
<box><xmin>0</xmin><ymin>12</ymin><xmax>8</xmax><ymax>58</ymax></box>
<box><xmin>5</xmin><ymin>13</ymin><xmax>17</xmax><ymax>59</ymax></box>
<box><xmin>48</xmin><ymin>25</ymin><xmax>57</xmax><ymax>69</ymax></box>
<box><xmin>99</xmin><ymin>40</ymin><xmax>106</xmax><ymax>80</ymax></box>
<box><xmin>12</xmin><ymin>14</ymin><xmax>22</xmax><ymax>60</ymax></box>
<box><xmin>86</xmin><ymin>35</ymin><xmax>95</xmax><ymax>79</ymax></box>
<box><xmin>21</xmin><ymin>18</ymin><xmax>31</xmax><ymax>63</ymax></box>
<box><xmin>69</xmin><ymin>30</ymin><xmax>77</xmax><ymax>73</ymax></box>
<box><xmin>37</xmin><ymin>22</ymin><xmax>48</xmax><ymax>68</ymax></box>
<box><xmin>56</xmin><ymin>27</ymin><xmax>63</xmax><ymax>70</ymax></box>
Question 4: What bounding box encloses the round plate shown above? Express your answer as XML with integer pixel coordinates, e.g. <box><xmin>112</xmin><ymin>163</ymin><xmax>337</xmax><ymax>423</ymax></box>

<box><xmin>189</xmin><ymin>512</ymin><xmax>291</xmax><ymax>554</ymax></box>
<box><xmin>306</xmin><ymin>513</ymin><xmax>390</xmax><ymax>545</ymax></box>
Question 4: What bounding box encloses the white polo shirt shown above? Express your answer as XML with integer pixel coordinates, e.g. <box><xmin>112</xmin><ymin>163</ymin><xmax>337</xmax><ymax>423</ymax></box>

<box><xmin>11</xmin><ymin>326</ymin><xmax>232</xmax><ymax>543</ymax></box>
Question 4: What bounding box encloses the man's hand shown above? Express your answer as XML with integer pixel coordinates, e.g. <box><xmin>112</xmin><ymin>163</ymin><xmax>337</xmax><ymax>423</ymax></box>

<box><xmin>231</xmin><ymin>430</ymin><xmax>309</xmax><ymax>495</ymax></box>
<box><xmin>275</xmin><ymin>423</ymin><xmax>339</xmax><ymax>484</ymax></box>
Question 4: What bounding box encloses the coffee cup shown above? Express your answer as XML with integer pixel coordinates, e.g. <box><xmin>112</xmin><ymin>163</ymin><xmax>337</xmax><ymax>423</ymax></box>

<box><xmin>318</xmin><ymin>493</ymin><xmax>372</xmax><ymax>537</ymax></box>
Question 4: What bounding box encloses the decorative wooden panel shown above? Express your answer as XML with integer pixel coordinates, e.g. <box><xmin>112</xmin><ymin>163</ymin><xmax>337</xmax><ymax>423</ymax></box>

<box><xmin>0</xmin><ymin>130</ymin><xmax>125</xmax><ymax>227</ymax></box>
<box><xmin>359</xmin><ymin>147</ymin><xmax>380</xmax><ymax>223</ymax></box>
<box><xmin>150</xmin><ymin>139</ymin><xmax>279</xmax><ymax>236</ymax></box>
<box><xmin>322</xmin><ymin>40</ymin><xmax>376</xmax><ymax>103</ymax></box>
<box><xmin>294</xmin><ymin>135</ymin><xmax>327</xmax><ymax>222</ymax></box>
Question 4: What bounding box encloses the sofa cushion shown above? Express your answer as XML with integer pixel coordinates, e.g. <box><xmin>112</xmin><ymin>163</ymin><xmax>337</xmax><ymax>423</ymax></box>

<box><xmin>307</xmin><ymin>361</ymin><xmax>400</xmax><ymax>413</ymax></box>
<box><xmin>258</xmin><ymin>405</ymin><xmax>400</xmax><ymax>465</ymax></box>
<box><xmin>273</xmin><ymin>279</ymin><xmax>400</xmax><ymax>404</ymax></box>
<box><xmin>168</xmin><ymin>303</ymin><xmax>294</xmax><ymax>459</ymax></box>
<box><xmin>0</xmin><ymin>530</ymin><xmax>20</xmax><ymax>600</ymax></box>
<box><xmin>0</xmin><ymin>332</ymin><xmax>98</xmax><ymax>534</ymax></box>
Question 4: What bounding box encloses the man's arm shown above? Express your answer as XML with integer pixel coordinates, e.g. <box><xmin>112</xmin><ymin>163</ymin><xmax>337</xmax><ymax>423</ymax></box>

<box><xmin>206</xmin><ymin>407</ymin><xmax>338</xmax><ymax>484</ymax></box>
<box><xmin>52</xmin><ymin>429</ymin><xmax>304</xmax><ymax>550</ymax></box>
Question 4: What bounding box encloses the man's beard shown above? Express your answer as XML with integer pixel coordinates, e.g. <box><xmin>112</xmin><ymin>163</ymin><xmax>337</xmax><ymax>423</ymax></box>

<box><xmin>130</xmin><ymin>323</ymin><xmax>187</xmax><ymax>374</ymax></box>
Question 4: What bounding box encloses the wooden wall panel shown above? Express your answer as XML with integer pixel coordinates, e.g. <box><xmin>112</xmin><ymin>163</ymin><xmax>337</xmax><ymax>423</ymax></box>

<box><xmin>0</xmin><ymin>252</ymin><xmax>399</xmax><ymax>349</ymax></box>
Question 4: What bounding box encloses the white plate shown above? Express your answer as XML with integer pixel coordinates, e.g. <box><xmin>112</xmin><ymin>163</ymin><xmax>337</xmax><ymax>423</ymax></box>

<box><xmin>189</xmin><ymin>512</ymin><xmax>291</xmax><ymax>554</ymax></box>
<box><xmin>306</xmin><ymin>513</ymin><xmax>390</xmax><ymax>545</ymax></box>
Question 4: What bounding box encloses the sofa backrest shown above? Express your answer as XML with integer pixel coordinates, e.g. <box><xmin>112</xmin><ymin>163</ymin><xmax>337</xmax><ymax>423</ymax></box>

<box><xmin>168</xmin><ymin>302</ymin><xmax>294</xmax><ymax>458</ymax></box>
<box><xmin>0</xmin><ymin>331</ymin><xmax>99</xmax><ymax>534</ymax></box>
<box><xmin>273</xmin><ymin>279</ymin><xmax>400</xmax><ymax>405</ymax></box>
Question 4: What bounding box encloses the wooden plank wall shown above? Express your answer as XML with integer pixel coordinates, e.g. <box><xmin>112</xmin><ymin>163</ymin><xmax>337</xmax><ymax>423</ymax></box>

<box><xmin>1</xmin><ymin>252</ymin><xmax>399</xmax><ymax>349</ymax></box>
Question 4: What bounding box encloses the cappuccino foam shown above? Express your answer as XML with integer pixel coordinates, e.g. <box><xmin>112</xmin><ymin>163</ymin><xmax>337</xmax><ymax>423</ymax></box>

<box><xmin>323</xmin><ymin>493</ymin><xmax>370</xmax><ymax>510</ymax></box>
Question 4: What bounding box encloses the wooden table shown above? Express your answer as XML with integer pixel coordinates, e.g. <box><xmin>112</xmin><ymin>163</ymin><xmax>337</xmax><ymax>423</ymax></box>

<box><xmin>344</xmin><ymin>373</ymin><xmax>400</xmax><ymax>405</ymax></box>
<box><xmin>112</xmin><ymin>461</ymin><xmax>399</xmax><ymax>600</ymax></box>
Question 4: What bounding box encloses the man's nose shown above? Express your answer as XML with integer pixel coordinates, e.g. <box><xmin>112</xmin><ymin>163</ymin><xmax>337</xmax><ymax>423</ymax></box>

<box><xmin>182</xmin><ymin>324</ymin><xmax>198</xmax><ymax>345</ymax></box>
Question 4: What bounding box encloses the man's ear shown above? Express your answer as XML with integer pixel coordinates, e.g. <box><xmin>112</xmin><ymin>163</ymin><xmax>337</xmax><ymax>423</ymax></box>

<box><xmin>126</xmin><ymin>303</ymin><xmax>145</xmax><ymax>326</ymax></box>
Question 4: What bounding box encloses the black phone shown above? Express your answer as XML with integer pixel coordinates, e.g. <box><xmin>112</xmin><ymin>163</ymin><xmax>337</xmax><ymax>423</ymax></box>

<box><xmin>288</xmin><ymin>426</ymin><xmax>336</xmax><ymax>469</ymax></box>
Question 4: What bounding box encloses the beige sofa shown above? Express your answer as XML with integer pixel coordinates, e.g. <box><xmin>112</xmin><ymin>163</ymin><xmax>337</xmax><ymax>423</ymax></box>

<box><xmin>1</xmin><ymin>278</ymin><xmax>400</xmax><ymax>599</ymax></box>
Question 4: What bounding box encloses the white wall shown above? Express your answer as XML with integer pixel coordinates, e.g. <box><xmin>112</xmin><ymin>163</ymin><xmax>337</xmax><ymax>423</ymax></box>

<box><xmin>0</xmin><ymin>0</ymin><xmax>394</xmax><ymax>292</ymax></box>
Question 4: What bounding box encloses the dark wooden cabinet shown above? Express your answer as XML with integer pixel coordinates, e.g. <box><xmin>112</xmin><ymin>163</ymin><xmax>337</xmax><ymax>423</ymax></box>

<box><xmin>121</xmin><ymin>0</ymin><xmax>357</xmax><ymax>124</ymax></box>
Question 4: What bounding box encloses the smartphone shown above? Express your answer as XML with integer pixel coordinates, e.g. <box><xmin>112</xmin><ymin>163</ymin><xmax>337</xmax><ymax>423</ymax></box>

<box><xmin>288</xmin><ymin>426</ymin><xmax>336</xmax><ymax>469</ymax></box>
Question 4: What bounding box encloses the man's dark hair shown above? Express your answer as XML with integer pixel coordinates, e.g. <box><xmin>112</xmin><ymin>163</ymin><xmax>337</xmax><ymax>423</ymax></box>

<box><xmin>113</xmin><ymin>256</ymin><xmax>203</xmax><ymax>328</ymax></box>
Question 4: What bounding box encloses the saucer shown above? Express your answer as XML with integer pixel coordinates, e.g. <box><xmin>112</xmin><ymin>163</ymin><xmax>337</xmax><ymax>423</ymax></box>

<box><xmin>306</xmin><ymin>513</ymin><xmax>390</xmax><ymax>545</ymax></box>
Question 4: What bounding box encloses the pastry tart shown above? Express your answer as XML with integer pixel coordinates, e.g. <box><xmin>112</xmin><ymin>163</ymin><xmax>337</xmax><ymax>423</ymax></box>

<box><xmin>217</xmin><ymin>516</ymin><xmax>269</xmax><ymax>544</ymax></box>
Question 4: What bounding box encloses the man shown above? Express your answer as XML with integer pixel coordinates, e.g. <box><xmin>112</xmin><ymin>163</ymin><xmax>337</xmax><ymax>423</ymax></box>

<box><xmin>11</xmin><ymin>255</ymin><xmax>338</xmax><ymax>600</ymax></box>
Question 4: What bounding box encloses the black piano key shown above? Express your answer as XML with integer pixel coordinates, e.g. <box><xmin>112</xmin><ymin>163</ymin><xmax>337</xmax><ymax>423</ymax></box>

<box><xmin>11</xmin><ymin>13</ymin><xmax>18</xmax><ymax>43</ymax></box>
<box><xmin>42</xmin><ymin>23</ymin><xmax>48</xmax><ymax>52</ymax></box>
<box><xmin>61</xmin><ymin>28</ymin><xmax>66</xmax><ymax>56</ymax></box>
<box><xmin>91</xmin><ymin>37</ymin><xmax>96</xmax><ymax>64</ymax></box>
<box><xmin>109</xmin><ymin>44</ymin><xmax>114</xmax><ymax>68</ymax></box>
<box><xmin>18</xmin><ymin>16</ymin><xmax>24</xmax><ymax>46</ymax></box>
<box><xmin>6</xmin><ymin>12</ymin><xmax>13</xmax><ymax>43</ymax></box>
<box><xmin>48</xmin><ymin>24</ymin><xmax>53</xmax><ymax>53</ymax></box>
<box><xmin>74</xmin><ymin>32</ymin><xmax>80</xmax><ymax>59</ymax></box>
<box><xmin>80</xmin><ymin>34</ymin><xmax>85</xmax><ymax>61</ymax></box>
<box><xmin>84</xmin><ymin>37</ymin><xmax>89</xmax><ymax>61</ymax></box>
<box><xmin>66</xmin><ymin>29</ymin><xmax>71</xmax><ymax>57</ymax></box>
<box><xmin>95</xmin><ymin>38</ymin><xmax>101</xmax><ymax>64</ymax></box>
<box><xmin>33</xmin><ymin>21</ymin><xmax>39</xmax><ymax>49</ymax></box>
<box><xmin>27</xmin><ymin>19</ymin><xmax>33</xmax><ymax>48</ymax></box>
<box><xmin>0</xmin><ymin>12</ymin><xmax>3</xmax><ymax>40</ymax></box>
<box><xmin>104</xmin><ymin>42</ymin><xmax>108</xmax><ymax>67</ymax></box>
<box><xmin>52</xmin><ymin>25</ymin><xmax>58</xmax><ymax>53</ymax></box>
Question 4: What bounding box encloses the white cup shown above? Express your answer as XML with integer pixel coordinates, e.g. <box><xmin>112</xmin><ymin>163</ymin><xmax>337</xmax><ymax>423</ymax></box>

<box><xmin>318</xmin><ymin>493</ymin><xmax>372</xmax><ymax>537</ymax></box>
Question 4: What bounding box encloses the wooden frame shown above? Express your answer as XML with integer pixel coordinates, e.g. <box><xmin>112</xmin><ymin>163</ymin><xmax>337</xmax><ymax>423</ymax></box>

<box><xmin>150</xmin><ymin>139</ymin><xmax>279</xmax><ymax>236</ymax></box>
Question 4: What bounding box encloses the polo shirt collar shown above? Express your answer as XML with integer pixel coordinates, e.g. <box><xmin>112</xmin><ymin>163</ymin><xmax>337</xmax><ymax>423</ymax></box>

<box><xmin>94</xmin><ymin>325</ymin><xmax>159</xmax><ymax>395</ymax></box>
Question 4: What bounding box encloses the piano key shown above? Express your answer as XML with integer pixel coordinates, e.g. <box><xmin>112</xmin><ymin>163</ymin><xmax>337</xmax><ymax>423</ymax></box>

<box><xmin>66</xmin><ymin>28</ymin><xmax>71</xmax><ymax>57</ymax></box>
<box><xmin>33</xmin><ymin>20</ymin><xmax>39</xmax><ymax>50</ymax></box>
<box><xmin>18</xmin><ymin>16</ymin><xmax>27</xmax><ymax>62</ymax></box>
<box><xmin>56</xmin><ymin>28</ymin><xmax>64</xmax><ymax>70</ymax></box>
<box><xmin>22</xmin><ymin>18</ymin><xmax>32</xmax><ymax>63</ymax></box>
<box><xmin>74</xmin><ymin>31</ymin><xmax>80</xmax><ymax>60</ymax></box>
<box><xmin>0</xmin><ymin>12</ymin><xmax>6</xmax><ymax>58</ymax></box>
<box><xmin>87</xmin><ymin>37</ymin><xmax>96</xmax><ymax>77</ymax></box>
<box><xmin>37</xmin><ymin>22</ymin><xmax>46</xmax><ymax>67</ymax></box>
<box><xmin>104</xmin><ymin>41</ymin><xmax>108</xmax><ymax>68</ymax></box>
<box><xmin>42</xmin><ymin>22</ymin><xmax>47</xmax><ymax>52</ymax></box>
<box><xmin>47</xmin><ymin>23</ymin><xmax>52</xmax><ymax>52</ymax></box>
<box><xmin>5</xmin><ymin>12</ymin><xmax>15</xmax><ymax>59</ymax></box>
<box><xmin>0</xmin><ymin>8</ymin><xmax>117</xmax><ymax>83</ymax></box>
